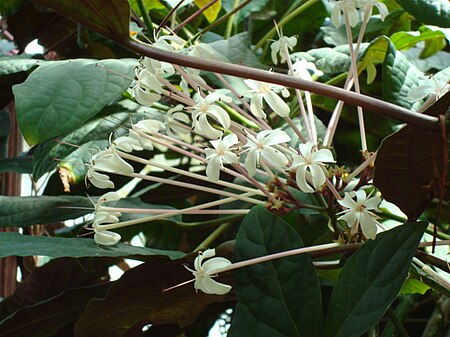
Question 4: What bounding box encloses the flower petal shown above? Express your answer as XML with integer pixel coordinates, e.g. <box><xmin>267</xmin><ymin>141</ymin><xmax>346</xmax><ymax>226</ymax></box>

<box><xmin>264</xmin><ymin>90</ymin><xmax>290</xmax><ymax>117</ymax></box>
<box><xmin>195</xmin><ymin>276</ymin><xmax>232</xmax><ymax>295</ymax></box>
<box><xmin>94</xmin><ymin>230</ymin><xmax>121</xmax><ymax>246</ymax></box>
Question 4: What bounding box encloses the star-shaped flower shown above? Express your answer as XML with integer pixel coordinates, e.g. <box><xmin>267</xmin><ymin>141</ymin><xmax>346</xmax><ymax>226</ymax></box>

<box><xmin>205</xmin><ymin>133</ymin><xmax>239</xmax><ymax>181</ymax></box>
<box><xmin>291</xmin><ymin>142</ymin><xmax>335</xmax><ymax>193</ymax></box>
<box><xmin>242</xmin><ymin>129</ymin><xmax>291</xmax><ymax>177</ymax></box>
<box><xmin>190</xmin><ymin>91</ymin><xmax>232</xmax><ymax>139</ymax></box>
<box><xmin>186</xmin><ymin>249</ymin><xmax>232</xmax><ymax>295</ymax></box>
<box><xmin>244</xmin><ymin>79</ymin><xmax>290</xmax><ymax>118</ymax></box>
<box><xmin>337</xmin><ymin>189</ymin><xmax>381</xmax><ymax>239</ymax></box>
<box><xmin>407</xmin><ymin>76</ymin><xmax>450</xmax><ymax>103</ymax></box>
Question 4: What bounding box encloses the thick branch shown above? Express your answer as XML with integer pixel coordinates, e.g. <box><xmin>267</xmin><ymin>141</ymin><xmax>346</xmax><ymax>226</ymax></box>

<box><xmin>124</xmin><ymin>39</ymin><xmax>440</xmax><ymax>132</ymax></box>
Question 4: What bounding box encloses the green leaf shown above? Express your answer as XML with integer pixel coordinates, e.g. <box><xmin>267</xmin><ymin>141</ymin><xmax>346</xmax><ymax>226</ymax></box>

<box><xmin>325</xmin><ymin>222</ymin><xmax>428</xmax><ymax>337</ymax></box>
<box><xmin>0</xmin><ymin>284</ymin><xmax>109</xmax><ymax>337</ymax></box>
<box><xmin>32</xmin><ymin>0</ymin><xmax>131</xmax><ymax>40</ymax></box>
<box><xmin>13</xmin><ymin>59</ymin><xmax>135</xmax><ymax>145</ymax></box>
<box><xmin>222</xmin><ymin>0</ymin><xmax>269</xmax><ymax>21</ymax></box>
<box><xmin>0</xmin><ymin>56</ymin><xmax>45</xmax><ymax>76</ymax></box>
<box><xmin>228</xmin><ymin>206</ymin><xmax>323</xmax><ymax>337</ymax></box>
<box><xmin>382</xmin><ymin>40</ymin><xmax>423</xmax><ymax>110</ymax></box>
<box><xmin>0</xmin><ymin>195</ymin><xmax>181</xmax><ymax>228</ymax></box>
<box><xmin>0</xmin><ymin>232</ymin><xmax>184</xmax><ymax>259</ymax></box>
<box><xmin>0</xmin><ymin>156</ymin><xmax>32</xmax><ymax>173</ymax></box>
<box><xmin>193</xmin><ymin>0</ymin><xmax>222</xmax><ymax>22</ymax></box>
<box><xmin>400</xmin><ymin>278</ymin><xmax>430</xmax><ymax>295</ymax></box>
<box><xmin>390</xmin><ymin>27</ymin><xmax>447</xmax><ymax>58</ymax></box>
<box><xmin>0</xmin><ymin>0</ymin><xmax>26</xmax><ymax>15</ymax></box>
<box><xmin>74</xmin><ymin>257</ymin><xmax>228</xmax><ymax>337</ymax></box>
<box><xmin>32</xmin><ymin>104</ymin><xmax>146</xmax><ymax>180</ymax></box>
<box><xmin>395</xmin><ymin>0</ymin><xmax>450</xmax><ymax>28</ymax></box>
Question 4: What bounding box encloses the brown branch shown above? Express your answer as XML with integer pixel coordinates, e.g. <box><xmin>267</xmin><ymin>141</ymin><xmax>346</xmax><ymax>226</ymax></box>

<box><xmin>122</xmin><ymin>39</ymin><xmax>440</xmax><ymax>132</ymax></box>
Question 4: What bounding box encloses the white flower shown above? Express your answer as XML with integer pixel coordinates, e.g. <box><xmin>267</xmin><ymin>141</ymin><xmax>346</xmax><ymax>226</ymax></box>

<box><xmin>242</xmin><ymin>129</ymin><xmax>291</xmax><ymax>177</ymax></box>
<box><xmin>205</xmin><ymin>133</ymin><xmax>240</xmax><ymax>181</ymax></box>
<box><xmin>90</xmin><ymin>148</ymin><xmax>134</xmax><ymax>175</ymax></box>
<box><xmin>165</xmin><ymin>105</ymin><xmax>191</xmax><ymax>139</ymax></box>
<box><xmin>190</xmin><ymin>91</ymin><xmax>232</xmax><ymax>139</ymax></box>
<box><xmin>291</xmin><ymin>142</ymin><xmax>335</xmax><ymax>193</ymax></box>
<box><xmin>292</xmin><ymin>58</ymin><xmax>323</xmax><ymax>81</ymax></box>
<box><xmin>337</xmin><ymin>189</ymin><xmax>381</xmax><ymax>239</ymax></box>
<box><xmin>131</xmin><ymin>68</ymin><xmax>163</xmax><ymax>106</ymax></box>
<box><xmin>407</xmin><ymin>76</ymin><xmax>450</xmax><ymax>102</ymax></box>
<box><xmin>357</xmin><ymin>0</ymin><xmax>388</xmax><ymax>21</ymax></box>
<box><xmin>92</xmin><ymin>192</ymin><xmax>122</xmax><ymax>246</ymax></box>
<box><xmin>94</xmin><ymin>230</ymin><xmax>121</xmax><ymax>246</ymax></box>
<box><xmin>185</xmin><ymin>249</ymin><xmax>232</xmax><ymax>295</ymax></box>
<box><xmin>331</xmin><ymin>0</ymin><xmax>359</xmax><ymax>28</ymax></box>
<box><xmin>86</xmin><ymin>163</ymin><xmax>114</xmax><ymax>189</ymax></box>
<box><xmin>93</xmin><ymin>192</ymin><xmax>122</xmax><ymax>227</ymax></box>
<box><xmin>270</xmin><ymin>35</ymin><xmax>297</xmax><ymax>65</ymax></box>
<box><xmin>244</xmin><ymin>79</ymin><xmax>290</xmax><ymax>118</ymax></box>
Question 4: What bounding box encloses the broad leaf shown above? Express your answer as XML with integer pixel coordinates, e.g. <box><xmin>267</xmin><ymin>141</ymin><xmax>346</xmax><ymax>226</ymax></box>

<box><xmin>373</xmin><ymin>92</ymin><xmax>448</xmax><ymax>219</ymax></box>
<box><xmin>193</xmin><ymin>0</ymin><xmax>221</xmax><ymax>23</ymax></box>
<box><xmin>382</xmin><ymin>40</ymin><xmax>423</xmax><ymax>110</ymax></box>
<box><xmin>390</xmin><ymin>26</ymin><xmax>447</xmax><ymax>58</ymax></box>
<box><xmin>325</xmin><ymin>222</ymin><xmax>428</xmax><ymax>337</ymax></box>
<box><xmin>74</xmin><ymin>257</ymin><xmax>231</xmax><ymax>337</ymax></box>
<box><xmin>32</xmin><ymin>104</ymin><xmax>147</xmax><ymax>180</ymax></box>
<box><xmin>228</xmin><ymin>206</ymin><xmax>323</xmax><ymax>337</ymax></box>
<box><xmin>0</xmin><ymin>232</ymin><xmax>184</xmax><ymax>259</ymax></box>
<box><xmin>33</xmin><ymin>0</ymin><xmax>131</xmax><ymax>40</ymax></box>
<box><xmin>0</xmin><ymin>195</ymin><xmax>181</xmax><ymax>228</ymax></box>
<box><xmin>0</xmin><ymin>56</ymin><xmax>44</xmax><ymax>76</ymax></box>
<box><xmin>395</xmin><ymin>0</ymin><xmax>450</xmax><ymax>28</ymax></box>
<box><xmin>0</xmin><ymin>284</ymin><xmax>109</xmax><ymax>337</ymax></box>
<box><xmin>13</xmin><ymin>59</ymin><xmax>135</xmax><ymax>145</ymax></box>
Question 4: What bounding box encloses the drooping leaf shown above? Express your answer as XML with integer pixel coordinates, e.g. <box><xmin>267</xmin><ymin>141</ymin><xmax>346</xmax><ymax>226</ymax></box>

<box><xmin>324</xmin><ymin>222</ymin><xmax>428</xmax><ymax>337</ymax></box>
<box><xmin>0</xmin><ymin>232</ymin><xmax>184</xmax><ymax>259</ymax></box>
<box><xmin>0</xmin><ymin>284</ymin><xmax>109</xmax><ymax>337</ymax></box>
<box><xmin>395</xmin><ymin>0</ymin><xmax>450</xmax><ymax>28</ymax></box>
<box><xmin>373</xmin><ymin>92</ymin><xmax>448</xmax><ymax>218</ymax></box>
<box><xmin>382</xmin><ymin>39</ymin><xmax>423</xmax><ymax>110</ymax></box>
<box><xmin>390</xmin><ymin>26</ymin><xmax>447</xmax><ymax>58</ymax></box>
<box><xmin>13</xmin><ymin>59</ymin><xmax>135</xmax><ymax>145</ymax></box>
<box><xmin>227</xmin><ymin>205</ymin><xmax>323</xmax><ymax>337</ymax></box>
<box><xmin>32</xmin><ymin>0</ymin><xmax>131</xmax><ymax>41</ymax></box>
<box><xmin>0</xmin><ymin>195</ymin><xmax>181</xmax><ymax>228</ymax></box>
<box><xmin>193</xmin><ymin>0</ymin><xmax>222</xmax><ymax>23</ymax></box>
<box><xmin>400</xmin><ymin>278</ymin><xmax>430</xmax><ymax>295</ymax></box>
<box><xmin>74</xmin><ymin>257</ymin><xmax>231</xmax><ymax>337</ymax></box>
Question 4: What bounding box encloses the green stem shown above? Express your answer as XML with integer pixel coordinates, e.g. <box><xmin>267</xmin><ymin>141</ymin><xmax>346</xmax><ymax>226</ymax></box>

<box><xmin>253</xmin><ymin>0</ymin><xmax>319</xmax><ymax>51</ymax></box>
<box><xmin>224</xmin><ymin>0</ymin><xmax>239</xmax><ymax>39</ymax></box>
<box><xmin>386</xmin><ymin>308</ymin><xmax>410</xmax><ymax>337</ymax></box>
<box><xmin>191</xmin><ymin>0</ymin><xmax>253</xmax><ymax>42</ymax></box>
<box><xmin>136</xmin><ymin>0</ymin><xmax>154</xmax><ymax>33</ymax></box>
<box><xmin>195</xmin><ymin>222</ymin><xmax>232</xmax><ymax>251</ymax></box>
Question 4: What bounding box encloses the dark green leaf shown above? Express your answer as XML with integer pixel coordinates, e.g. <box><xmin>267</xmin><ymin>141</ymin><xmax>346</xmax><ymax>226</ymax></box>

<box><xmin>0</xmin><ymin>0</ymin><xmax>26</xmax><ymax>15</ymax></box>
<box><xmin>0</xmin><ymin>232</ymin><xmax>184</xmax><ymax>259</ymax></box>
<box><xmin>228</xmin><ymin>206</ymin><xmax>323</xmax><ymax>337</ymax></box>
<box><xmin>33</xmin><ymin>0</ymin><xmax>131</xmax><ymax>41</ymax></box>
<box><xmin>13</xmin><ymin>59</ymin><xmax>135</xmax><ymax>145</ymax></box>
<box><xmin>382</xmin><ymin>39</ymin><xmax>423</xmax><ymax>110</ymax></box>
<box><xmin>0</xmin><ymin>155</ymin><xmax>32</xmax><ymax>173</ymax></box>
<box><xmin>0</xmin><ymin>195</ymin><xmax>181</xmax><ymax>228</ymax></box>
<box><xmin>32</xmin><ymin>104</ymin><xmax>145</xmax><ymax>180</ymax></box>
<box><xmin>74</xmin><ymin>257</ymin><xmax>230</xmax><ymax>337</ymax></box>
<box><xmin>324</xmin><ymin>222</ymin><xmax>428</xmax><ymax>337</ymax></box>
<box><xmin>0</xmin><ymin>284</ymin><xmax>109</xmax><ymax>337</ymax></box>
<box><xmin>395</xmin><ymin>0</ymin><xmax>450</xmax><ymax>28</ymax></box>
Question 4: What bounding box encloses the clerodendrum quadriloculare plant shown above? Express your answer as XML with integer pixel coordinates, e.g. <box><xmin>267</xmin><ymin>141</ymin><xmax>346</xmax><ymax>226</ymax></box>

<box><xmin>83</xmin><ymin>0</ymin><xmax>449</xmax><ymax>297</ymax></box>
